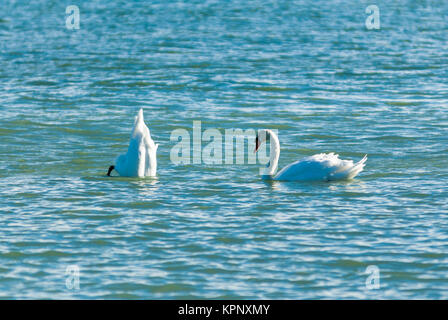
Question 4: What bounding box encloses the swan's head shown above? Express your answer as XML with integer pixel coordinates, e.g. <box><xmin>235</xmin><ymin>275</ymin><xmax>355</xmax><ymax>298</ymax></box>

<box><xmin>255</xmin><ymin>129</ymin><xmax>271</xmax><ymax>153</ymax></box>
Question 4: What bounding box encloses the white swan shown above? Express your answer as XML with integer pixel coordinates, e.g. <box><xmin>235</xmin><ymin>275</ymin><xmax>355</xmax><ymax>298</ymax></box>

<box><xmin>255</xmin><ymin>129</ymin><xmax>367</xmax><ymax>181</ymax></box>
<box><xmin>107</xmin><ymin>109</ymin><xmax>158</xmax><ymax>177</ymax></box>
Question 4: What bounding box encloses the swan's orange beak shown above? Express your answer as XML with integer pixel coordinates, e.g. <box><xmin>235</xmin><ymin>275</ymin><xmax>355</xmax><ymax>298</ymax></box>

<box><xmin>254</xmin><ymin>136</ymin><xmax>259</xmax><ymax>153</ymax></box>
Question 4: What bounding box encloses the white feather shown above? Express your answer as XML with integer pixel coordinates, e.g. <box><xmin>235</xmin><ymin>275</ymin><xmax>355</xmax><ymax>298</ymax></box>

<box><xmin>257</xmin><ymin>129</ymin><xmax>367</xmax><ymax>181</ymax></box>
<box><xmin>275</xmin><ymin>152</ymin><xmax>367</xmax><ymax>181</ymax></box>
<box><xmin>114</xmin><ymin>109</ymin><xmax>158</xmax><ymax>177</ymax></box>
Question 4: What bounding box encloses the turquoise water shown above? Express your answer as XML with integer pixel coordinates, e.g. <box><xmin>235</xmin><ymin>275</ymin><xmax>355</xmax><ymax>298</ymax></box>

<box><xmin>1</xmin><ymin>0</ymin><xmax>447</xmax><ymax>299</ymax></box>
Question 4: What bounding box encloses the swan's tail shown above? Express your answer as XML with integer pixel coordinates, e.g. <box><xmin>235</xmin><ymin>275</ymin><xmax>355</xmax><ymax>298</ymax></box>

<box><xmin>134</xmin><ymin>108</ymin><xmax>144</xmax><ymax>125</ymax></box>
<box><xmin>346</xmin><ymin>154</ymin><xmax>367</xmax><ymax>179</ymax></box>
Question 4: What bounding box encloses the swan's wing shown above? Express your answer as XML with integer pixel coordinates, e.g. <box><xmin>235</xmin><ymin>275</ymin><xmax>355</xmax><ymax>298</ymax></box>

<box><xmin>274</xmin><ymin>153</ymin><xmax>338</xmax><ymax>181</ymax></box>
<box><xmin>274</xmin><ymin>153</ymin><xmax>366</xmax><ymax>181</ymax></box>
<box><xmin>330</xmin><ymin>154</ymin><xmax>367</xmax><ymax>180</ymax></box>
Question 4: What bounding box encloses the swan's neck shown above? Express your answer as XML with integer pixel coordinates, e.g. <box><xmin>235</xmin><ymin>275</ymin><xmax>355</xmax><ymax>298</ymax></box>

<box><xmin>261</xmin><ymin>130</ymin><xmax>280</xmax><ymax>177</ymax></box>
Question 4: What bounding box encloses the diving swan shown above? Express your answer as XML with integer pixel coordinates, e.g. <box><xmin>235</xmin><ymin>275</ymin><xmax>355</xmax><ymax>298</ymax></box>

<box><xmin>254</xmin><ymin>129</ymin><xmax>367</xmax><ymax>181</ymax></box>
<box><xmin>107</xmin><ymin>109</ymin><xmax>158</xmax><ymax>177</ymax></box>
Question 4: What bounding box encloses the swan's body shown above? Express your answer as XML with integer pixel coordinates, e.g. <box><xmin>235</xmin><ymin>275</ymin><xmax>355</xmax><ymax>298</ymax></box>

<box><xmin>107</xmin><ymin>109</ymin><xmax>158</xmax><ymax>177</ymax></box>
<box><xmin>274</xmin><ymin>152</ymin><xmax>367</xmax><ymax>181</ymax></box>
<box><xmin>256</xmin><ymin>129</ymin><xmax>367</xmax><ymax>181</ymax></box>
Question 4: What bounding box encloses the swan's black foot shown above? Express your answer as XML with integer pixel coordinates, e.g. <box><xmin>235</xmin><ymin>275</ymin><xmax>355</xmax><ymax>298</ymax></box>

<box><xmin>107</xmin><ymin>165</ymin><xmax>115</xmax><ymax>176</ymax></box>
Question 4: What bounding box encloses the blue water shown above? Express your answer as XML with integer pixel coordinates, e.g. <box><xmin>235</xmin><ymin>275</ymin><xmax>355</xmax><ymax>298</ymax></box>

<box><xmin>1</xmin><ymin>0</ymin><xmax>447</xmax><ymax>299</ymax></box>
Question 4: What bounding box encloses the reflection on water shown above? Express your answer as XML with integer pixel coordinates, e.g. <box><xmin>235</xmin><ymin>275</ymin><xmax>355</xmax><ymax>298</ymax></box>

<box><xmin>132</xmin><ymin>178</ymin><xmax>160</xmax><ymax>196</ymax></box>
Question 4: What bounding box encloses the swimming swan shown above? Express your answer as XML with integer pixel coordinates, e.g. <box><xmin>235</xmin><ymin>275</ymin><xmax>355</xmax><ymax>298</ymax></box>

<box><xmin>107</xmin><ymin>109</ymin><xmax>158</xmax><ymax>177</ymax></box>
<box><xmin>254</xmin><ymin>129</ymin><xmax>367</xmax><ymax>181</ymax></box>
